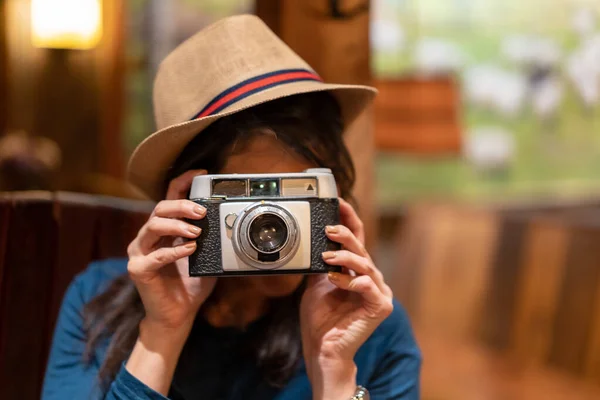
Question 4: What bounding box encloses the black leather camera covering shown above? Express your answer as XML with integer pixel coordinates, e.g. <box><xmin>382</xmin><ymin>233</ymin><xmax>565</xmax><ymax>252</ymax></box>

<box><xmin>188</xmin><ymin>200</ymin><xmax>222</xmax><ymax>276</ymax></box>
<box><xmin>188</xmin><ymin>198</ymin><xmax>341</xmax><ymax>276</ymax></box>
<box><xmin>308</xmin><ymin>198</ymin><xmax>342</xmax><ymax>273</ymax></box>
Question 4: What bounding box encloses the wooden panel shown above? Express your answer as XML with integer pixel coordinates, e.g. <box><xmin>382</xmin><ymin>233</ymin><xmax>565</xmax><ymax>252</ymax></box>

<box><xmin>33</xmin><ymin>50</ymin><xmax>101</xmax><ymax>190</ymax></box>
<box><xmin>97</xmin><ymin>0</ymin><xmax>126</xmax><ymax>177</ymax></box>
<box><xmin>375</xmin><ymin>78</ymin><xmax>458</xmax><ymax>111</ymax></box>
<box><xmin>374</xmin><ymin>78</ymin><xmax>462</xmax><ymax>153</ymax></box>
<box><xmin>480</xmin><ymin>216</ymin><xmax>528</xmax><ymax>349</ymax></box>
<box><xmin>549</xmin><ymin>226</ymin><xmax>600</xmax><ymax>375</ymax></box>
<box><xmin>255</xmin><ymin>0</ymin><xmax>281</xmax><ymax>36</ymax></box>
<box><xmin>393</xmin><ymin>201</ymin><xmax>600</xmax><ymax>387</ymax></box>
<box><xmin>510</xmin><ymin>220</ymin><xmax>569</xmax><ymax>366</ymax></box>
<box><xmin>415</xmin><ymin>205</ymin><xmax>498</xmax><ymax>341</ymax></box>
<box><xmin>0</xmin><ymin>192</ymin><xmax>155</xmax><ymax>398</ymax></box>
<box><xmin>268</xmin><ymin>0</ymin><xmax>377</xmax><ymax>251</ymax></box>
<box><xmin>42</xmin><ymin>193</ymin><xmax>100</xmax><ymax>367</ymax></box>
<box><xmin>0</xmin><ymin>0</ymin><xmax>7</xmax><ymax>133</ymax></box>
<box><xmin>94</xmin><ymin>198</ymin><xmax>151</xmax><ymax>259</ymax></box>
<box><xmin>0</xmin><ymin>193</ymin><xmax>56</xmax><ymax>400</ymax></box>
<box><xmin>279</xmin><ymin>0</ymin><xmax>371</xmax><ymax>85</ymax></box>
<box><xmin>376</xmin><ymin>121</ymin><xmax>462</xmax><ymax>153</ymax></box>
<box><xmin>418</xmin><ymin>326</ymin><xmax>600</xmax><ymax>400</ymax></box>
<box><xmin>343</xmin><ymin>108</ymin><xmax>377</xmax><ymax>250</ymax></box>
<box><xmin>43</xmin><ymin>193</ymin><xmax>151</xmax><ymax>368</ymax></box>
<box><xmin>390</xmin><ymin>205</ymin><xmax>431</xmax><ymax>317</ymax></box>
<box><xmin>585</xmin><ymin>266</ymin><xmax>600</xmax><ymax>382</ymax></box>
<box><xmin>5</xmin><ymin>0</ymin><xmax>127</xmax><ymax>191</ymax></box>
<box><xmin>0</xmin><ymin>194</ymin><xmax>10</xmax><ymax>294</ymax></box>
<box><xmin>5</xmin><ymin>0</ymin><xmax>43</xmax><ymax>134</ymax></box>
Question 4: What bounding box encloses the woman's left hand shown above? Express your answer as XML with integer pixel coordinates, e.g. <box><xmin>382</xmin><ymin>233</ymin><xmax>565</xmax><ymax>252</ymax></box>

<box><xmin>300</xmin><ymin>198</ymin><xmax>394</xmax><ymax>400</ymax></box>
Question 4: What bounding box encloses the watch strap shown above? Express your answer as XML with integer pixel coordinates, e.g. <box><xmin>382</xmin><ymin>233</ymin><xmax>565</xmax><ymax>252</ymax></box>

<box><xmin>350</xmin><ymin>385</ymin><xmax>369</xmax><ymax>400</ymax></box>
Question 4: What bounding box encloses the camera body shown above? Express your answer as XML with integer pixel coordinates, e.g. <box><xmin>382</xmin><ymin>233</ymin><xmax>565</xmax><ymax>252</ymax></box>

<box><xmin>188</xmin><ymin>168</ymin><xmax>342</xmax><ymax>277</ymax></box>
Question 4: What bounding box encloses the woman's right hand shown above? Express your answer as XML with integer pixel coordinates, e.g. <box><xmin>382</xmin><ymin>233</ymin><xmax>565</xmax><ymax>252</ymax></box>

<box><xmin>125</xmin><ymin>170</ymin><xmax>216</xmax><ymax>395</ymax></box>
<box><xmin>127</xmin><ymin>169</ymin><xmax>217</xmax><ymax>333</ymax></box>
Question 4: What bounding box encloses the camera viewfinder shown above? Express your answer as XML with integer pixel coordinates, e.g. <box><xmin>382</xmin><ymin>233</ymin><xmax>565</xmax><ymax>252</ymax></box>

<box><xmin>212</xmin><ymin>179</ymin><xmax>247</xmax><ymax>197</ymax></box>
<box><xmin>250</xmin><ymin>179</ymin><xmax>279</xmax><ymax>197</ymax></box>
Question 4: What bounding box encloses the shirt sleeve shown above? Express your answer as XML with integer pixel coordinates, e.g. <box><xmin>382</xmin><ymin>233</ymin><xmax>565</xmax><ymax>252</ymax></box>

<box><xmin>41</xmin><ymin>263</ymin><xmax>170</xmax><ymax>400</ymax></box>
<box><xmin>366</xmin><ymin>299</ymin><xmax>422</xmax><ymax>400</ymax></box>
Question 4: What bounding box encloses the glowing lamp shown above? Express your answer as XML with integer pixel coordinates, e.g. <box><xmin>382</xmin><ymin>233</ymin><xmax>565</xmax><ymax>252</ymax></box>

<box><xmin>31</xmin><ymin>0</ymin><xmax>103</xmax><ymax>50</ymax></box>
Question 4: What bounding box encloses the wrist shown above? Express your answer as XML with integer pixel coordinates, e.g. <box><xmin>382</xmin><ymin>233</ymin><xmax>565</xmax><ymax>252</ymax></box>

<box><xmin>140</xmin><ymin>317</ymin><xmax>194</xmax><ymax>343</ymax></box>
<box><xmin>124</xmin><ymin>318</ymin><xmax>192</xmax><ymax>395</ymax></box>
<box><xmin>307</xmin><ymin>356</ymin><xmax>357</xmax><ymax>400</ymax></box>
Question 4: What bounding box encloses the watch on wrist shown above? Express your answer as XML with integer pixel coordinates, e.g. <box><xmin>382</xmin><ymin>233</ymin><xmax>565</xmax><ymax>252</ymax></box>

<box><xmin>349</xmin><ymin>385</ymin><xmax>369</xmax><ymax>400</ymax></box>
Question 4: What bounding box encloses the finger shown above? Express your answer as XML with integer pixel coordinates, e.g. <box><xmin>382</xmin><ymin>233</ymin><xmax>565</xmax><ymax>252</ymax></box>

<box><xmin>325</xmin><ymin>224</ymin><xmax>368</xmax><ymax>257</ymax></box>
<box><xmin>129</xmin><ymin>241</ymin><xmax>197</xmax><ymax>279</ymax></box>
<box><xmin>166</xmin><ymin>169</ymin><xmax>207</xmax><ymax>200</ymax></box>
<box><xmin>322</xmin><ymin>250</ymin><xmax>387</xmax><ymax>293</ymax></box>
<box><xmin>152</xmin><ymin>199</ymin><xmax>206</xmax><ymax>220</ymax></box>
<box><xmin>138</xmin><ymin>216</ymin><xmax>201</xmax><ymax>254</ymax></box>
<box><xmin>328</xmin><ymin>273</ymin><xmax>392</xmax><ymax>316</ymax></box>
<box><xmin>339</xmin><ymin>198</ymin><xmax>365</xmax><ymax>244</ymax></box>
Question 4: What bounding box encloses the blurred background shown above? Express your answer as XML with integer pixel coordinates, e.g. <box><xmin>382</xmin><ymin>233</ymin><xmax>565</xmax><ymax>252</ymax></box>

<box><xmin>1</xmin><ymin>0</ymin><xmax>600</xmax><ymax>399</ymax></box>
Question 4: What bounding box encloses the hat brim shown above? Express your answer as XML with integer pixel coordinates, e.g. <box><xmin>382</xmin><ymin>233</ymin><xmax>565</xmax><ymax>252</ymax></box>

<box><xmin>127</xmin><ymin>81</ymin><xmax>377</xmax><ymax>200</ymax></box>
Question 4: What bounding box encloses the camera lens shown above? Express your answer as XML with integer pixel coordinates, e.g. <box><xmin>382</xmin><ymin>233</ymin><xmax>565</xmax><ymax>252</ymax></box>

<box><xmin>232</xmin><ymin>202</ymin><xmax>301</xmax><ymax>270</ymax></box>
<box><xmin>249</xmin><ymin>213</ymin><xmax>288</xmax><ymax>253</ymax></box>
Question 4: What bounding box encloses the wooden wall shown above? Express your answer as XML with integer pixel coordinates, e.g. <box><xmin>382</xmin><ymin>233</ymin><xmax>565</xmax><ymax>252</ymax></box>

<box><xmin>392</xmin><ymin>200</ymin><xmax>600</xmax><ymax>386</ymax></box>
<box><xmin>374</xmin><ymin>77</ymin><xmax>462</xmax><ymax>153</ymax></box>
<box><xmin>0</xmin><ymin>0</ymin><xmax>7</xmax><ymax>134</ymax></box>
<box><xmin>97</xmin><ymin>0</ymin><xmax>127</xmax><ymax>178</ymax></box>
<box><xmin>257</xmin><ymin>0</ymin><xmax>377</xmax><ymax>249</ymax></box>
<box><xmin>3</xmin><ymin>0</ymin><xmax>127</xmax><ymax>190</ymax></box>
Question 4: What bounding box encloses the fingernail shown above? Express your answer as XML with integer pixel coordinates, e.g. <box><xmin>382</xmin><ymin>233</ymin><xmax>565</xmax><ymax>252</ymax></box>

<box><xmin>194</xmin><ymin>205</ymin><xmax>206</xmax><ymax>216</ymax></box>
<box><xmin>188</xmin><ymin>225</ymin><xmax>201</xmax><ymax>235</ymax></box>
<box><xmin>322</xmin><ymin>251</ymin><xmax>337</xmax><ymax>260</ymax></box>
<box><xmin>325</xmin><ymin>225</ymin><xmax>338</xmax><ymax>234</ymax></box>
<box><xmin>328</xmin><ymin>272</ymin><xmax>340</xmax><ymax>281</ymax></box>
<box><xmin>184</xmin><ymin>241</ymin><xmax>196</xmax><ymax>250</ymax></box>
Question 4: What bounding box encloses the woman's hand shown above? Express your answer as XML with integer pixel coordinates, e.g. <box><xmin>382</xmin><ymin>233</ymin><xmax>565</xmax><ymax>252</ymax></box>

<box><xmin>127</xmin><ymin>169</ymin><xmax>217</xmax><ymax>332</ymax></box>
<box><xmin>300</xmin><ymin>198</ymin><xmax>394</xmax><ymax>400</ymax></box>
<box><xmin>125</xmin><ymin>170</ymin><xmax>216</xmax><ymax>395</ymax></box>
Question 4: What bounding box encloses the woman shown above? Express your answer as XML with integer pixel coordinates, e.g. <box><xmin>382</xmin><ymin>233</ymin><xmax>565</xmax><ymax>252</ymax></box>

<box><xmin>42</xmin><ymin>15</ymin><xmax>421</xmax><ymax>400</ymax></box>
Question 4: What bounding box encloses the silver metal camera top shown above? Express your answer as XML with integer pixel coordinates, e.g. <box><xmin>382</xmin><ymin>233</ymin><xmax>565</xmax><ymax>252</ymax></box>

<box><xmin>189</xmin><ymin>168</ymin><xmax>338</xmax><ymax>199</ymax></box>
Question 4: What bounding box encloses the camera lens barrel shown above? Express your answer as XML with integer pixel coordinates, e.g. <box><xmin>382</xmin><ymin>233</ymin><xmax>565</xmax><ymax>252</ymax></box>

<box><xmin>232</xmin><ymin>202</ymin><xmax>300</xmax><ymax>270</ymax></box>
<box><xmin>248</xmin><ymin>213</ymin><xmax>289</xmax><ymax>253</ymax></box>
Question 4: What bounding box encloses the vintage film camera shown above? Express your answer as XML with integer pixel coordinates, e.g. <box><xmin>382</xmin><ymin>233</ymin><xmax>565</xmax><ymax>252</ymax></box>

<box><xmin>188</xmin><ymin>168</ymin><xmax>342</xmax><ymax>276</ymax></box>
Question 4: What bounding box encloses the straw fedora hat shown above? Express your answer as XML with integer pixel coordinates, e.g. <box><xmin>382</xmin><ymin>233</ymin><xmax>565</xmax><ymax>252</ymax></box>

<box><xmin>127</xmin><ymin>14</ymin><xmax>377</xmax><ymax>200</ymax></box>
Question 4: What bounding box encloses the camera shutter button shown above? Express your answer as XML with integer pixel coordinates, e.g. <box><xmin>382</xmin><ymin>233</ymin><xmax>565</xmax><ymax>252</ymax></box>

<box><xmin>225</xmin><ymin>213</ymin><xmax>238</xmax><ymax>229</ymax></box>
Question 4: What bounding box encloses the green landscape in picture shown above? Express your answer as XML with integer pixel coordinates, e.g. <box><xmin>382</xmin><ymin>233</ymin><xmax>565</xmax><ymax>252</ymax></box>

<box><xmin>372</xmin><ymin>0</ymin><xmax>600</xmax><ymax>205</ymax></box>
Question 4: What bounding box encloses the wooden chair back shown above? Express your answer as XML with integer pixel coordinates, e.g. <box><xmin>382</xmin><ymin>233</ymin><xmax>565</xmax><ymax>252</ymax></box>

<box><xmin>0</xmin><ymin>191</ymin><xmax>152</xmax><ymax>400</ymax></box>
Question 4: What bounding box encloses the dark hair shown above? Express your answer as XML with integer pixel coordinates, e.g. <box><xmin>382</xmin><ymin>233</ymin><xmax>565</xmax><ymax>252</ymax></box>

<box><xmin>83</xmin><ymin>91</ymin><xmax>355</xmax><ymax>389</ymax></box>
